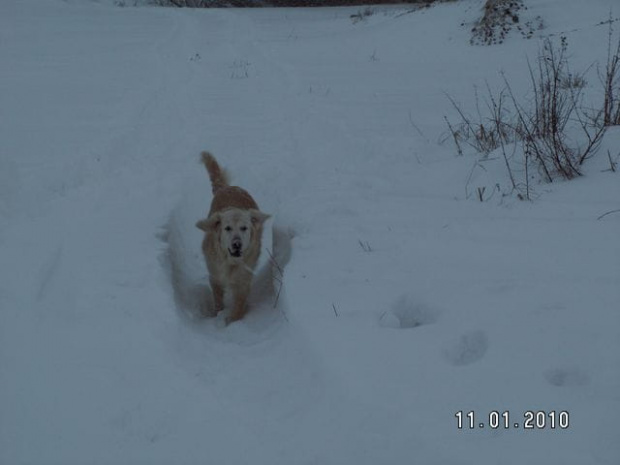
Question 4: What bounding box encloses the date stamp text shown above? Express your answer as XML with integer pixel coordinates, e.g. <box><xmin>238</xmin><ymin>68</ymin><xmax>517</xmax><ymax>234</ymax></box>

<box><xmin>455</xmin><ymin>410</ymin><xmax>570</xmax><ymax>430</ymax></box>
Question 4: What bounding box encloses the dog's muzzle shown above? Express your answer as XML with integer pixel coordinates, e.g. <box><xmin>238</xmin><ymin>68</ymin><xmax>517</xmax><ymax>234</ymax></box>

<box><xmin>229</xmin><ymin>239</ymin><xmax>242</xmax><ymax>258</ymax></box>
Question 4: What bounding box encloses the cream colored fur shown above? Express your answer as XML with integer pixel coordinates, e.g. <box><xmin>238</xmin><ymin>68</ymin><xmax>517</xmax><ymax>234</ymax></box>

<box><xmin>196</xmin><ymin>152</ymin><xmax>270</xmax><ymax>325</ymax></box>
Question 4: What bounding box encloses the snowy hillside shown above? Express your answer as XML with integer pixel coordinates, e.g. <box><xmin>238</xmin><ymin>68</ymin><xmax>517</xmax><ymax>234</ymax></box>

<box><xmin>1</xmin><ymin>0</ymin><xmax>619</xmax><ymax>464</ymax></box>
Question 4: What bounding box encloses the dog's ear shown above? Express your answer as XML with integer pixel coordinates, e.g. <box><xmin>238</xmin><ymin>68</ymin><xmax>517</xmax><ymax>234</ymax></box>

<box><xmin>195</xmin><ymin>219</ymin><xmax>210</xmax><ymax>231</ymax></box>
<box><xmin>250</xmin><ymin>209</ymin><xmax>270</xmax><ymax>226</ymax></box>
<box><xmin>196</xmin><ymin>214</ymin><xmax>220</xmax><ymax>232</ymax></box>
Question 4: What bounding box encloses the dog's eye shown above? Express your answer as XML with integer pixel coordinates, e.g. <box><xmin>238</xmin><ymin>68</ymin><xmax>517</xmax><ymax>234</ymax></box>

<box><xmin>224</xmin><ymin>226</ymin><xmax>232</xmax><ymax>232</ymax></box>
<box><xmin>240</xmin><ymin>226</ymin><xmax>248</xmax><ymax>232</ymax></box>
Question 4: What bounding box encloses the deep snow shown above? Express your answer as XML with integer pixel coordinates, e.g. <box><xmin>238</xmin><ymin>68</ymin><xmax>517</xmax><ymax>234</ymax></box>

<box><xmin>1</xmin><ymin>0</ymin><xmax>619</xmax><ymax>464</ymax></box>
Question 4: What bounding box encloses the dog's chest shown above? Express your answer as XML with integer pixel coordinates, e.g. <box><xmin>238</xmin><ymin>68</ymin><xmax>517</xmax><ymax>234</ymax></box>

<box><xmin>211</xmin><ymin>260</ymin><xmax>247</xmax><ymax>284</ymax></box>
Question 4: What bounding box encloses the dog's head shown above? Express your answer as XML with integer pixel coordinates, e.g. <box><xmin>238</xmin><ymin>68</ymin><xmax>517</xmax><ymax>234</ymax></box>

<box><xmin>196</xmin><ymin>208</ymin><xmax>270</xmax><ymax>259</ymax></box>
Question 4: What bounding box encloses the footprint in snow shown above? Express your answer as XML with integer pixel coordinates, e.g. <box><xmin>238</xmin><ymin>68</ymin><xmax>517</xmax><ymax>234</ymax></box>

<box><xmin>379</xmin><ymin>294</ymin><xmax>440</xmax><ymax>329</ymax></box>
<box><xmin>544</xmin><ymin>367</ymin><xmax>590</xmax><ymax>387</ymax></box>
<box><xmin>443</xmin><ymin>330</ymin><xmax>488</xmax><ymax>367</ymax></box>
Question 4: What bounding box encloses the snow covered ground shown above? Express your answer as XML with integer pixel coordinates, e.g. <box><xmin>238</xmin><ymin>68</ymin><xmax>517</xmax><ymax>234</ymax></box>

<box><xmin>1</xmin><ymin>0</ymin><xmax>619</xmax><ymax>463</ymax></box>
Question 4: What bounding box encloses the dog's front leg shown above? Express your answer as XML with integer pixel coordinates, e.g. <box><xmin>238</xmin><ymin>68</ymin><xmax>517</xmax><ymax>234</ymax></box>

<box><xmin>225</xmin><ymin>281</ymin><xmax>251</xmax><ymax>325</ymax></box>
<box><xmin>210</xmin><ymin>277</ymin><xmax>224</xmax><ymax>315</ymax></box>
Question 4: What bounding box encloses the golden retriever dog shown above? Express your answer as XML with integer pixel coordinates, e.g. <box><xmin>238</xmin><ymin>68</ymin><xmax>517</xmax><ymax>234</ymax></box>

<box><xmin>196</xmin><ymin>152</ymin><xmax>270</xmax><ymax>325</ymax></box>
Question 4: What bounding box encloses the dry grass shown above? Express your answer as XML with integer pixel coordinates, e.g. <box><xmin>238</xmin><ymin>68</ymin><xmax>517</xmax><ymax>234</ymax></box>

<box><xmin>445</xmin><ymin>35</ymin><xmax>614</xmax><ymax>200</ymax></box>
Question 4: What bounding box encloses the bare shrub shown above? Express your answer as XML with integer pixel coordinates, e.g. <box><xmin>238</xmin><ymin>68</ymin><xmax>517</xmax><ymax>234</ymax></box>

<box><xmin>601</xmin><ymin>17</ymin><xmax>620</xmax><ymax>126</ymax></box>
<box><xmin>510</xmin><ymin>38</ymin><xmax>605</xmax><ymax>180</ymax></box>
<box><xmin>444</xmin><ymin>85</ymin><xmax>515</xmax><ymax>156</ymax></box>
<box><xmin>445</xmin><ymin>35</ymin><xmax>612</xmax><ymax>200</ymax></box>
<box><xmin>509</xmin><ymin>38</ymin><xmax>583</xmax><ymax>180</ymax></box>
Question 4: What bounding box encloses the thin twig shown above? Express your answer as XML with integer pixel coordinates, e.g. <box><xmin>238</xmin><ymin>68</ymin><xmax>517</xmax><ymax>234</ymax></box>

<box><xmin>597</xmin><ymin>209</ymin><xmax>620</xmax><ymax>220</ymax></box>
<box><xmin>605</xmin><ymin>150</ymin><xmax>617</xmax><ymax>172</ymax></box>
<box><xmin>266</xmin><ymin>248</ymin><xmax>285</xmax><ymax>312</ymax></box>
<box><xmin>332</xmin><ymin>303</ymin><xmax>339</xmax><ymax>317</ymax></box>
<box><xmin>358</xmin><ymin>239</ymin><xmax>372</xmax><ymax>253</ymax></box>
<box><xmin>266</xmin><ymin>248</ymin><xmax>283</xmax><ymax>277</ymax></box>
<box><xmin>444</xmin><ymin>116</ymin><xmax>463</xmax><ymax>156</ymax></box>
<box><xmin>408</xmin><ymin>110</ymin><xmax>430</xmax><ymax>144</ymax></box>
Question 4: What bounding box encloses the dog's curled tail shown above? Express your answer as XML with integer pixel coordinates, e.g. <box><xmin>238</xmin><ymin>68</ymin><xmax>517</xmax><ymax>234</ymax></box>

<box><xmin>201</xmin><ymin>151</ymin><xmax>229</xmax><ymax>194</ymax></box>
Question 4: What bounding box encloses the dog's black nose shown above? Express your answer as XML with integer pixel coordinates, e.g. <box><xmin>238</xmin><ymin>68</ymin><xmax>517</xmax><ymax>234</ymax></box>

<box><xmin>232</xmin><ymin>239</ymin><xmax>242</xmax><ymax>250</ymax></box>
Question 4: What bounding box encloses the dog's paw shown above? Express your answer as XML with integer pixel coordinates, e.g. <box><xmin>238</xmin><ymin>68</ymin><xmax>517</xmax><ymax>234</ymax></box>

<box><xmin>225</xmin><ymin>315</ymin><xmax>241</xmax><ymax>326</ymax></box>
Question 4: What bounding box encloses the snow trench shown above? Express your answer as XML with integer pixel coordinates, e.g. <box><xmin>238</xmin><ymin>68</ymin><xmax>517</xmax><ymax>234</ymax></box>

<box><xmin>160</xmin><ymin>190</ymin><xmax>293</xmax><ymax>332</ymax></box>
